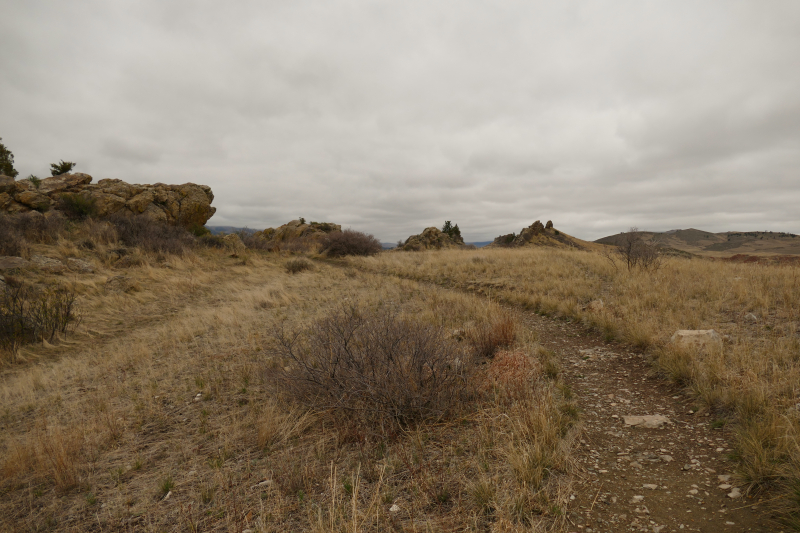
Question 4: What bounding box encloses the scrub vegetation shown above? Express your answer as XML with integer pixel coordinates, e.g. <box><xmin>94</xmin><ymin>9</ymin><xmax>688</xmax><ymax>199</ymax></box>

<box><xmin>0</xmin><ymin>217</ymin><xmax>577</xmax><ymax>532</ymax></box>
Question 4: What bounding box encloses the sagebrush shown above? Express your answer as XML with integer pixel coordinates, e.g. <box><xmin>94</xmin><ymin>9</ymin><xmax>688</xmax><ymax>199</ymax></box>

<box><xmin>272</xmin><ymin>304</ymin><xmax>477</xmax><ymax>431</ymax></box>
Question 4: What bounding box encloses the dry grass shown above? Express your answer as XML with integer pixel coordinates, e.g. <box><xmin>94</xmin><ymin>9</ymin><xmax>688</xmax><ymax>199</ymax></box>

<box><xmin>350</xmin><ymin>247</ymin><xmax>800</xmax><ymax>525</ymax></box>
<box><xmin>0</xmin><ymin>245</ymin><xmax>576</xmax><ymax>531</ymax></box>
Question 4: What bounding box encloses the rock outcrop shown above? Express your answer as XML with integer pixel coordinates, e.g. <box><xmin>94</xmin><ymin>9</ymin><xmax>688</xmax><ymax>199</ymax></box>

<box><xmin>487</xmin><ymin>220</ymin><xmax>587</xmax><ymax>251</ymax></box>
<box><xmin>397</xmin><ymin>227</ymin><xmax>465</xmax><ymax>252</ymax></box>
<box><xmin>0</xmin><ymin>173</ymin><xmax>215</xmax><ymax>228</ymax></box>
<box><xmin>251</xmin><ymin>220</ymin><xmax>341</xmax><ymax>252</ymax></box>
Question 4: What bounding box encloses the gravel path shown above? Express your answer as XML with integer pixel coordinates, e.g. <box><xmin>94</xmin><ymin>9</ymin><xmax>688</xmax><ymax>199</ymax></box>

<box><xmin>522</xmin><ymin>312</ymin><xmax>780</xmax><ymax>533</ymax></box>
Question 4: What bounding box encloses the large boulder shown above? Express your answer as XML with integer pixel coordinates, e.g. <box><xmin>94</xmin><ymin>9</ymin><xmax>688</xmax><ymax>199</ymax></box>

<box><xmin>397</xmin><ymin>227</ymin><xmax>464</xmax><ymax>252</ymax></box>
<box><xmin>251</xmin><ymin>220</ymin><xmax>341</xmax><ymax>252</ymax></box>
<box><xmin>14</xmin><ymin>190</ymin><xmax>51</xmax><ymax>211</ymax></box>
<box><xmin>0</xmin><ymin>173</ymin><xmax>216</xmax><ymax>228</ymax></box>
<box><xmin>222</xmin><ymin>233</ymin><xmax>246</xmax><ymax>256</ymax></box>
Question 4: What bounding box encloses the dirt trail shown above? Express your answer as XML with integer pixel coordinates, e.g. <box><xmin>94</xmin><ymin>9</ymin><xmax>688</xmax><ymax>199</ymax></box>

<box><xmin>521</xmin><ymin>311</ymin><xmax>780</xmax><ymax>533</ymax></box>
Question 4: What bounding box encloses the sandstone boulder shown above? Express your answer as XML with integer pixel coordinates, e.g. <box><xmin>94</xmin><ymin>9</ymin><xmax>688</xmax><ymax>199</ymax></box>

<box><xmin>670</xmin><ymin>329</ymin><xmax>722</xmax><ymax>350</ymax></box>
<box><xmin>30</xmin><ymin>255</ymin><xmax>66</xmax><ymax>273</ymax></box>
<box><xmin>67</xmin><ymin>258</ymin><xmax>94</xmax><ymax>273</ymax></box>
<box><xmin>251</xmin><ymin>220</ymin><xmax>341</xmax><ymax>252</ymax></box>
<box><xmin>0</xmin><ymin>173</ymin><xmax>216</xmax><ymax>228</ymax></box>
<box><xmin>222</xmin><ymin>233</ymin><xmax>246</xmax><ymax>256</ymax></box>
<box><xmin>15</xmin><ymin>190</ymin><xmax>51</xmax><ymax>211</ymax></box>
<box><xmin>397</xmin><ymin>227</ymin><xmax>465</xmax><ymax>252</ymax></box>
<box><xmin>37</xmin><ymin>173</ymin><xmax>92</xmax><ymax>195</ymax></box>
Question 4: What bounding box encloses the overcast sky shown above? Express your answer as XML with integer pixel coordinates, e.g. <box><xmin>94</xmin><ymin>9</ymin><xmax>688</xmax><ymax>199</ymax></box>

<box><xmin>2</xmin><ymin>1</ymin><xmax>799</xmax><ymax>242</ymax></box>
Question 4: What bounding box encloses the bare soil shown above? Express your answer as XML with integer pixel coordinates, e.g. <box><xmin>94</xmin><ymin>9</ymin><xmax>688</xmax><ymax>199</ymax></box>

<box><xmin>521</xmin><ymin>311</ymin><xmax>781</xmax><ymax>533</ymax></box>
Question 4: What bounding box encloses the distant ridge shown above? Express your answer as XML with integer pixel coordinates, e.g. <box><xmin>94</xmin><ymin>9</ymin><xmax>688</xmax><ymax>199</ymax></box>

<box><xmin>206</xmin><ymin>226</ymin><xmax>256</xmax><ymax>235</ymax></box>
<box><xmin>595</xmin><ymin>228</ymin><xmax>800</xmax><ymax>256</ymax></box>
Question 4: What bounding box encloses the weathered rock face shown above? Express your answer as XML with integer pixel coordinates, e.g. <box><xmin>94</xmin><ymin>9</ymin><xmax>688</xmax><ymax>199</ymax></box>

<box><xmin>487</xmin><ymin>220</ymin><xmax>586</xmax><ymax>251</ymax></box>
<box><xmin>222</xmin><ymin>233</ymin><xmax>246</xmax><ymax>256</ymax></box>
<box><xmin>0</xmin><ymin>173</ymin><xmax>215</xmax><ymax>228</ymax></box>
<box><xmin>397</xmin><ymin>227</ymin><xmax>465</xmax><ymax>252</ymax></box>
<box><xmin>251</xmin><ymin>220</ymin><xmax>341</xmax><ymax>252</ymax></box>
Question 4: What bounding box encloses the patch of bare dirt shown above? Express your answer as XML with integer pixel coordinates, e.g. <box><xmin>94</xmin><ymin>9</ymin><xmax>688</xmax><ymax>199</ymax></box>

<box><xmin>521</xmin><ymin>312</ymin><xmax>781</xmax><ymax>533</ymax></box>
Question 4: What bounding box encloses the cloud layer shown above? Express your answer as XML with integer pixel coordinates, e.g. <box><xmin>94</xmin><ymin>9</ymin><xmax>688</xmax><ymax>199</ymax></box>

<box><xmin>2</xmin><ymin>1</ymin><xmax>799</xmax><ymax>241</ymax></box>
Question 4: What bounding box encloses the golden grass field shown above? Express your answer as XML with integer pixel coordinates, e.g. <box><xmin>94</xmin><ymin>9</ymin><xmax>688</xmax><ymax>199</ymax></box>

<box><xmin>2</xmin><ymin>224</ymin><xmax>800</xmax><ymax>531</ymax></box>
<box><xmin>349</xmin><ymin>247</ymin><xmax>800</xmax><ymax>524</ymax></box>
<box><xmin>0</xmin><ymin>240</ymin><xmax>578</xmax><ymax>532</ymax></box>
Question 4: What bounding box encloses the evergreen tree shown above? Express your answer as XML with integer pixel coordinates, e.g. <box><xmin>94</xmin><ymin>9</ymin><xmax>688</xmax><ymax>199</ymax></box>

<box><xmin>50</xmin><ymin>160</ymin><xmax>76</xmax><ymax>176</ymax></box>
<box><xmin>0</xmin><ymin>137</ymin><xmax>19</xmax><ymax>177</ymax></box>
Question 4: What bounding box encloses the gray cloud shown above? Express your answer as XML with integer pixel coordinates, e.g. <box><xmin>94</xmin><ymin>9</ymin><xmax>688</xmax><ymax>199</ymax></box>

<box><xmin>2</xmin><ymin>1</ymin><xmax>799</xmax><ymax>242</ymax></box>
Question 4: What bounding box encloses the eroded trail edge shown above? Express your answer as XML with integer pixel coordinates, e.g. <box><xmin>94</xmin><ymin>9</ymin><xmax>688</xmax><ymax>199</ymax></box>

<box><xmin>521</xmin><ymin>311</ymin><xmax>776</xmax><ymax>533</ymax></box>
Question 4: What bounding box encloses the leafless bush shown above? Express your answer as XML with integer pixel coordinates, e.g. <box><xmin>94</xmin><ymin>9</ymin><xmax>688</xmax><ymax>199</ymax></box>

<box><xmin>198</xmin><ymin>234</ymin><xmax>226</xmax><ymax>249</ymax></box>
<box><xmin>0</xmin><ymin>213</ymin><xmax>67</xmax><ymax>254</ymax></box>
<box><xmin>0</xmin><ymin>216</ymin><xmax>26</xmax><ymax>256</ymax></box>
<box><xmin>16</xmin><ymin>212</ymin><xmax>67</xmax><ymax>244</ymax></box>
<box><xmin>281</xmin><ymin>236</ymin><xmax>319</xmax><ymax>253</ymax></box>
<box><xmin>321</xmin><ymin>229</ymin><xmax>382</xmax><ymax>257</ymax></box>
<box><xmin>235</xmin><ymin>230</ymin><xmax>272</xmax><ymax>251</ymax></box>
<box><xmin>80</xmin><ymin>219</ymin><xmax>118</xmax><ymax>247</ymax></box>
<box><xmin>272</xmin><ymin>304</ymin><xmax>477</xmax><ymax>430</ymax></box>
<box><xmin>466</xmin><ymin>314</ymin><xmax>516</xmax><ymax>358</ymax></box>
<box><xmin>284</xmin><ymin>257</ymin><xmax>312</xmax><ymax>274</ymax></box>
<box><xmin>107</xmin><ymin>214</ymin><xmax>195</xmax><ymax>256</ymax></box>
<box><xmin>607</xmin><ymin>227</ymin><xmax>662</xmax><ymax>271</ymax></box>
<box><xmin>1</xmin><ymin>282</ymin><xmax>80</xmax><ymax>358</ymax></box>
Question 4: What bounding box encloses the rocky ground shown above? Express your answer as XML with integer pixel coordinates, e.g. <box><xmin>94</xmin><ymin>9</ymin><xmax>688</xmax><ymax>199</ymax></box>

<box><xmin>522</xmin><ymin>312</ymin><xmax>779</xmax><ymax>533</ymax></box>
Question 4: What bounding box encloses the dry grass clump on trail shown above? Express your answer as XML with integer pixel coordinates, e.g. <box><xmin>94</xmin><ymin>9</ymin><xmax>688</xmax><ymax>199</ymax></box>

<box><xmin>284</xmin><ymin>256</ymin><xmax>313</xmax><ymax>274</ymax></box>
<box><xmin>0</xmin><ymin>251</ymin><xmax>577</xmax><ymax>532</ymax></box>
<box><xmin>350</xmin><ymin>246</ymin><xmax>800</xmax><ymax>525</ymax></box>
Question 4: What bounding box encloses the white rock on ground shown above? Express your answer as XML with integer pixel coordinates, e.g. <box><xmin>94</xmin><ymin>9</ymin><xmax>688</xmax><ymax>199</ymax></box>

<box><xmin>670</xmin><ymin>329</ymin><xmax>722</xmax><ymax>350</ymax></box>
<box><xmin>623</xmin><ymin>415</ymin><xmax>672</xmax><ymax>428</ymax></box>
<box><xmin>67</xmin><ymin>258</ymin><xmax>94</xmax><ymax>273</ymax></box>
<box><xmin>31</xmin><ymin>255</ymin><xmax>66</xmax><ymax>273</ymax></box>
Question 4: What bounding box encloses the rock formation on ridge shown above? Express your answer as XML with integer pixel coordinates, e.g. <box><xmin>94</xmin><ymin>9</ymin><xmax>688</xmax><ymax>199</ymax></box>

<box><xmin>397</xmin><ymin>227</ymin><xmax>465</xmax><ymax>251</ymax></box>
<box><xmin>0</xmin><ymin>173</ymin><xmax>215</xmax><ymax>228</ymax></box>
<box><xmin>251</xmin><ymin>220</ymin><xmax>341</xmax><ymax>251</ymax></box>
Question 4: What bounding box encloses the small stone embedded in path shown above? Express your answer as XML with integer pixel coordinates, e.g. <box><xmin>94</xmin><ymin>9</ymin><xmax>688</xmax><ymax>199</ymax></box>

<box><xmin>623</xmin><ymin>414</ymin><xmax>672</xmax><ymax>428</ymax></box>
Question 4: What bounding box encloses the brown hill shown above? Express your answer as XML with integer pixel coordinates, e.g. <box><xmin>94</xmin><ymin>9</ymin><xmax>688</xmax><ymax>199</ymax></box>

<box><xmin>596</xmin><ymin>228</ymin><xmax>800</xmax><ymax>257</ymax></box>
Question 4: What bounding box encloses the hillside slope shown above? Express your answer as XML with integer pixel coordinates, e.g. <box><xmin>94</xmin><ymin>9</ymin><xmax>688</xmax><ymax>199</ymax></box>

<box><xmin>596</xmin><ymin>228</ymin><xmax>800</xmax><ymax>256</ymax></box>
